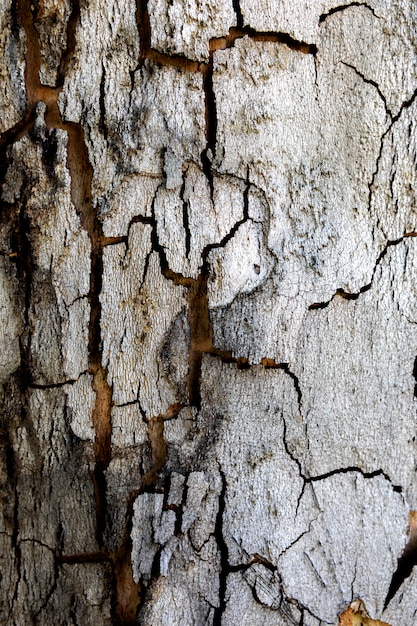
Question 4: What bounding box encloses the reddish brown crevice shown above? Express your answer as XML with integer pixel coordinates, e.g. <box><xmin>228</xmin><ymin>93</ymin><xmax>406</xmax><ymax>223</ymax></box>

<box><xmin>17</xmin><ymin>0</ymin><xmax>41</xmax><ymax>108</ymax></box>
<box><xmin>147</xmin><ymin>49</ymin><xmax>208</xmax><ymax>74</ymax></box>
<box><xmin>112</xmin><ymin>543</ymin><xmax>142</xmax><ymax>625</ymax></box>
<box><xmin>59</xmin><ymin>547</ymin><xmax>141</xmax><ymax>625</ymax></box>
<box><xmin>209</xmin><ymin>26</ymin><xmax>317</xmax><ymax>55</ymax></box>
<box><xmin>135</xmin><ymin>0</ymin><xmax>151</xmax><ymax>65</ymax></box>
<box><xmin>60</xmin><ymin>551</ymin><xmax>111</xmax><ymax>564</ymax></box>
<box><xmin>187</xmin><ymin>275</ymin><xmax>212</xmax><ymax>408</ymax></box>
<box><xmin>110</xmin><ymin>402</ymin><xmax>184</xmax><ymax>623</ymax></box>
<box><xmin>35</xmin><ymin>98</ymin><xmax>113</xmax><ymax>555</ymax></box>
<box><xmin>141</xmin><ymin>402</ymin><xmax>185</xmax><ymax>489</ymax></box>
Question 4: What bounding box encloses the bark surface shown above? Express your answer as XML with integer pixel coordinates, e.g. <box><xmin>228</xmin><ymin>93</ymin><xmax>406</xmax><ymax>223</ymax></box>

<box><xmin>1</xmin><ymin>0</ymin><xmax>417</xmax><ymax>624</ymax></box>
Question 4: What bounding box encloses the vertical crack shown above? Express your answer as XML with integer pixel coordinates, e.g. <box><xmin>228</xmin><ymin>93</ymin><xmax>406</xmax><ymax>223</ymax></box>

<box><xmin>135</xmin><ymin>0</ymin><xmax>151</xmax><ymax>66</ymax></box>
<box><xmin>232</xmin><ymin>0</ymin><xmax>244</xmax><ymax>29</ymax></box>
<box><xmin>63</xmin><ymin>122</ymin><xmax>113</xmax><ymax>550</ymax></box>
<box><xmin>99</xmin><ymin>63</ymin><xmax>108</xmax><ymax>143</ymax></box>
<box><xmin>180</xmin><ymin>174</ymin><xmax>191</xmax><ymax>258</ymax></box>
<box><xmin>56</xmin><ymin>0</ymin><xmax>81</xmax><ymax>87</ymax></box>
<box><xmin>213</xmin><ymin>468</ymin><xmax>229</xmax><ymax>626</ymax></box>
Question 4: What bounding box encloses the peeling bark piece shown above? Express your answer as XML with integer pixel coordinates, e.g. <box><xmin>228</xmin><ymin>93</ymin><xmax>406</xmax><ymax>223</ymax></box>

<box><xmin>181</xmin><ymin>470</ymin><xmax>221</xmax><ymax>551</ymax></box>
<box><xmin>222</xmin><ymin>570</ymin><xmax>302</xmax><ymax>626</ymax></box>
<box><xmin>104</xmin><ymin>453</ymin><xmax>145</xmax><ymax>551</ymax></box>
<box><xmin>200</xmin><ymin>357</ymin><xmax>312</xmax><ymax>566</ymax></box>
<box><xmin>12</xmin><ymin>540</ymin><xmax>56</xmax><ymax>620</ymax></box>
<box><xmin>239</xmin><ymin>0</ymin><xmax>334</xmax><ymax>41</ymax></box>
<box><xmin>61</xmin><ymin>31</ymin><xmax>206</xmax><ymax>204</ymax></box>
<box><xmin>100</xmin><ymin>223</ymin><xmax>187</xmax><ymax>414</ymax></box>
<box><xmin>66</xmin><ymin>373</ymin><xmax>96</xmax><ymax>442</ymax></box>
<box><xmin>111</xmin><ymin>403</ymin><xmax>148</xmax><ymax>448</ymax></box>
<box><xmin>0</xmin><ymin>257</ymin><xmax>23</xmax><ymax>383</ymax></box>
<box><xmin>14</xmin><ymin>388</ymin><xmax>98</xmax><ymax>558</ymax></box>
<box><xmin>2</xmin><ymin>127</ymin><xmax>90</xmax><ymax>383</ymax></box>
<box><xmin>319</xmin><ymin>2</ymin><xmax>417</xmax><ymax>116</ymax></box>
<box><xmin>36</xmin><ymin>562</ymin><xmax>113</xmax><ymax>626</ymax></box>
<box><xmin>58</xmin><ymin>0</ymin><xmax>139</xmax><ymax>201</ymax></box>
<box><xmin>154</xmin><ymin>167</ymin><xmax>244</xmax><ymax>278</ymax></box>
<box><xmin>288</xmin><ymin>240</ymin><xmax>417</xmax><ymax>503</ymax></box>
<box><xmin>370</xmin><ymin>101</ymin><xmax>417</xmax><ymax>240</ymax></box>
<box><xmin>100</xmin><ymin>174</ymin><xmax>161</xmax><ymax>238</ymax></box>
<box><xmin>207</xmin><ymin>217</ymin><xmax>274</xmax><ymax>308</ymax></box>
<box><xmin>148</xmin><ymin>0</ymin><xmax>235</xmax><ymax>61</ymax></box>
<box><xmin>0</xmin><ymin>2</ymin><xmax>26</xmax><ymax>133</ymax></box>
<box><xmin>131</xmin><ymin>492</ymin><xmax>164</xmax><ymax>581</ymax></box>
<box><xmin>140</xmin><ymin>535</ymin><xmax>220</xmax><ymax>626</ymax></box>
<box><xmin>211</xmin><ymin>36</ymin><xmax>387</xmax><ymax>362</ymax></box>
<box><xmin>279</xmin><ymin>473</ymin><xmax>408</xmax><ymax>623</ymax></box>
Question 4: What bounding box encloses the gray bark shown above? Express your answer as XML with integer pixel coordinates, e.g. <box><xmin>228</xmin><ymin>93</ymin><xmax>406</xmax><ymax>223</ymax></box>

<box><xmin>1</xmin><ymin>0</ymin><xmax>417</xmax><ymax>624</ymax></box>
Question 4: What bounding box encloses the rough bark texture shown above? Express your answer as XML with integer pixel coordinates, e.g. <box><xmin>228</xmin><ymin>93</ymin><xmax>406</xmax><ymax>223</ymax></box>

<box><xmin>1</xmin><ymin>1</ymin><xmax>417</xmax><ymax>624</ymax></box>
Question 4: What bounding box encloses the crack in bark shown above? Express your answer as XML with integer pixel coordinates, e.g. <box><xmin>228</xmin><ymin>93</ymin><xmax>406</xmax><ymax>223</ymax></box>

<box><xmin>4</xmin><ymin>1</ymin><xmax>413</xmax><ymax>621</ymax></box>
<box><xmin>133</xmin><ymin>0</ymin><xmax>151</xmax><ymax>70</ymax></box>
<box><xmin>232</xmin><ymin>0</ymin><xmax>244</xmax><ymax>29</ymax></box>
<box><xmin>307</xmin><ymin>466</ymin><xmax>401</xmax><ymax>491</ymax></box>
<box><xmin>210</xmin><ymin>27</ymin><xmax>317</xmax><ymax>55</ymax></box>
<box><xmin>384</xmin><ymin>511</ymin><xmax>417</xmax><ymax>609</ymax></box>
<box><xmin>319</xmin><ymin>2</ymin><xmax>379</xmax><ymax>23</ymax></box>
<box><xmin>341</xmin><ymin>62</ymin><xmax>392</xmax><ymax>118</ymax></box>
<box><xmin>213</xmin><ymin>468</ymin><xmax>229</xmax><ymax>626</ymax></box>
<box><xmin>56</xmin><ymin>0</ymin><xmax>80</xmax><ymax>87</ymax></box>
<box><xmin>308</xmin><ymin>233</ymin><xmax>417</xmax><ymax>310</ymax></box>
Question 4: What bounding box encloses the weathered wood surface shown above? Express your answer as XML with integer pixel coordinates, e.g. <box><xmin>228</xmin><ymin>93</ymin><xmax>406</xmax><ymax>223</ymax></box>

<box><xmin>1</xmin><ymin>0</ymin><xmax>417</xmax><ymax>624</ymax></box>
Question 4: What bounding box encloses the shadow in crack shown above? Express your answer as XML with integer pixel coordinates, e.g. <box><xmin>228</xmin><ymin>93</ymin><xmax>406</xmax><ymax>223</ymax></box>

<box><xmin>384</xmin><ymin>511</ymin><xmax>417</xmax><ymax>608</ymax></box>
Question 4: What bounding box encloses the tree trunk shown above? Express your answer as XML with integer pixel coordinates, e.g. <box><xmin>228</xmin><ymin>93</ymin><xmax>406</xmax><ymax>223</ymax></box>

<box><xmin>1</xmin><ymin>1</ymin><xmax>417</xmax><ymax>624</ymax></box>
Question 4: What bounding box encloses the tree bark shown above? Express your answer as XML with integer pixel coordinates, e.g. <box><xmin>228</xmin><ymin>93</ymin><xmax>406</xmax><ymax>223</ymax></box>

<box><xmin>1</xmin><ymin>0</ymin><xmax>417</xmax><ymax>624</ymax></box>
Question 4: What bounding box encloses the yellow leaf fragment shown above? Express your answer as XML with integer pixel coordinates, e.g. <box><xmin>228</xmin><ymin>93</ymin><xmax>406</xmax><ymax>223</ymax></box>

<box><xmin>338</xmin><ymin>600</ymin><xmax>391</xmax><ymax>626</ymax></box>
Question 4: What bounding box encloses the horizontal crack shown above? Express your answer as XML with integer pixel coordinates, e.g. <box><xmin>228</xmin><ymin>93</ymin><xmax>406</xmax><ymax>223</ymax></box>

<box><xmin>210</xmin><ymin>26</ymin><xmax>317</xmax><ymax>55</ymax></box>
<box><xmin>319</xmin><ymin>2</ymin><xmax>379</xmax><ymax>23</ymax></box>
<box><xmin>307</xmin><ymin>466</ymin><xmax>401</xmax><ymax>491</ymax></box>
<box><xmin>308</xmin><ymin>233</ymin><xmax>417</xmax><ymax>310</ymax></box>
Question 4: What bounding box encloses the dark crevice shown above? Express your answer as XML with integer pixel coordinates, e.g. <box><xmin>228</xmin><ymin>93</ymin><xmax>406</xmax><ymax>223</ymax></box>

<box><xmin>232</xmin><ymin>0</ymin><xmax>244</xmax><ymax>29</ymax></box>
<box><xmin>308</xmin><ymin>234</ymin><xmax>414</xmax><ymax>310</ymax></box>
<box><xmin>211</xmin><ymin>27</ymin><xmax>317</xmax><ymax>55</ymax></box>
<box><xmin>180</xmin><ymin>174</ymin><xmax>191</xmax><ymax>258</ymax></box>
<box><xmin>135</xmin><ymin>0</ymin><xmax>151</xmax><ymax>66</ymax></box>
<box><xmin>213</xmin><ymin>469</ymin><xmax>229</xmax><ymax>626</ymax></box>
<box><xmin>187</xmin><ymin>272</ymin><xmax>214</xmax><ymax>408</ymax></box>
<box><xmin>413</xmin><ymin>356</ymin><xmax>417</xmax><ymax>398</ymax></box>
<box><xmin>147</xmin><ymin>49</ymin><xmax>207</xmax><ymax>73</ymax></box>
<box><xmin>201</xmin><ymin>172</ymin><xmax>250</xmax><ymax>268</ymax></box>
<box><xmin>0</xmin><ymin>112</ymin><xmax>36</xmax><ymax>162</ymax></box>
<box><xmin>8</xmin><ymin>451</ymin><xmax>21</xmax><ymax>620</ymax></box>
<box><xmin>341</xmin><ymin>62</ymin><xmax>392</xmax><ymax>118</ymax></box>
<box><xmin>28</xmin><ymin>379</ymin><xmax>77</xmax><ymax>389</ymax></box>
<box><xmin>99</xmin><ymin>63</ymin><xmax>108</xmax><ymax>142</ymax></box>
<box><xmin>307</xmin><ymin>466</ymin><xmax>400</xmax><ymax>490</ymax></box>
<box><xmin>384</xmin><ymin>522</ymin><xmax>417</xmax><ymax>609</ymax></box>
<box><xmin>282</xmin><ymin>417</ymin><xmax>306</xmax><ymax>480</ymax></box>
<box><xmin>391</xmin><ymin>85</ymin><xmax>417</xmax><ymax>125</ymax></box>
<box><xmin>60</xmin><ymin>551</ymin><xmax>111</xmax><ymax>564</ymax></box>
<box><xmin>319</xmin><ymin>2</ymin><xmax>379</xmax><ymax>23</ymax></box>
<box><xmin>56</xmin><ymin>0</ymin><xmax>81</xmax><ymax>86</ymax></box>
<box><xmin>279</xmin><ymin>363</ymin><xmax>302</xmax><ymax>408</ymax></box>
